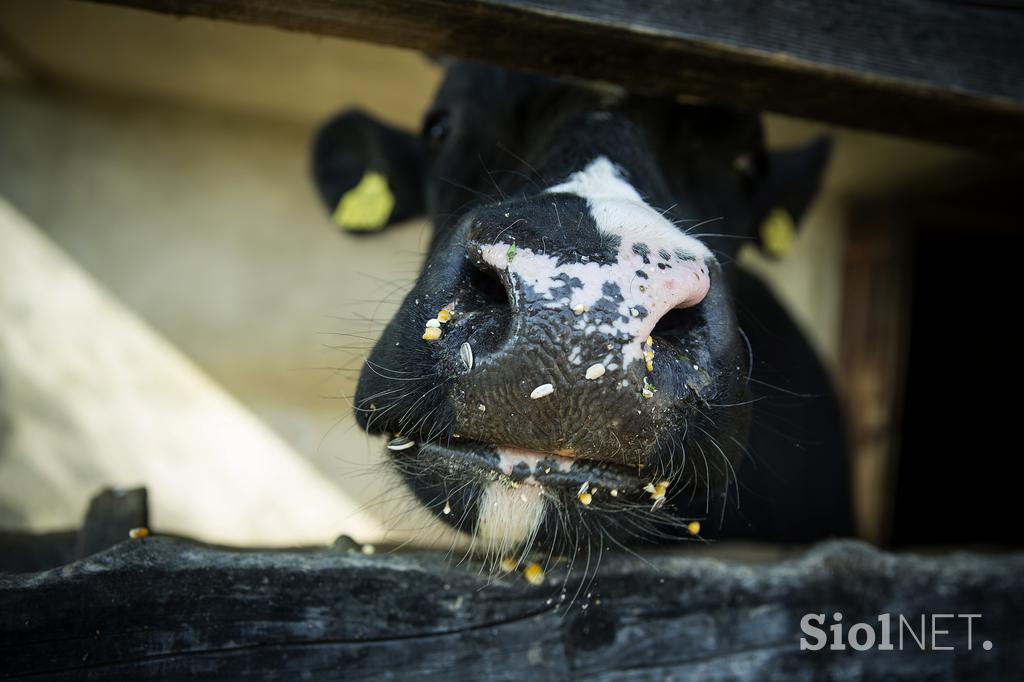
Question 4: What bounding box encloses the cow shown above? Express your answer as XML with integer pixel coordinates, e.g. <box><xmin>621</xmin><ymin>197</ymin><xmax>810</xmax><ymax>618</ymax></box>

<box><xmin>312</xmin><ymin>61</ymin><xmax>853</xmax><ymax>565</ymax></box>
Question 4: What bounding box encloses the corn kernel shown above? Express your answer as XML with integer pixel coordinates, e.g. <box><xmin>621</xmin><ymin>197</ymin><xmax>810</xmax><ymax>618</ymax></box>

<box><xmin>524</xmin><ymin>563</ymin><xmax>545</xmax><ymax>586</ymax></box>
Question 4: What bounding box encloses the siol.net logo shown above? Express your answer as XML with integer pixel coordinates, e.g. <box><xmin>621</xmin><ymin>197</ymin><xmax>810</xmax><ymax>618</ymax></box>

<box><xmin>800</xmin><ymin>612</ymin><xmax>993</xmax><ymax>652</ymax></box>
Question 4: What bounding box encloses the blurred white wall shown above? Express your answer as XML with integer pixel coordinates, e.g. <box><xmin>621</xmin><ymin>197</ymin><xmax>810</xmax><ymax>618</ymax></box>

<box><xmin>0</xmin><ymin>85</ymin><xmax>463</xmax><ymax>546</ymax></box>
<box><xmin>0</xmin><ymin>197</ymin><xmax>385</xmax><ymax>545</ymax></box>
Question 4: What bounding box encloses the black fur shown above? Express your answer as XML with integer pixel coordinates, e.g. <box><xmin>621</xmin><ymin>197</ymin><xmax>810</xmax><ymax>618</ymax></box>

<box><xmin>312</xmin><ymin>62</ymin><xmax>853</xmax><ymax>552</ymax></box>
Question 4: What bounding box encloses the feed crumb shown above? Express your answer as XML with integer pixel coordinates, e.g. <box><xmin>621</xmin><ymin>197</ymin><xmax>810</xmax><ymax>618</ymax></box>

<box><xmin>387</xmin><ymin>436</ymin><xmax>415</xmax><ymax>451</ymax></box>
<box><xmin>500</xmin><ymin>557</ymin><xmax>518</xmax><ymax>572</ymax></box>
<box><xmin>687</xmin><ymin>521</ymin><xmax>701</xmax><ymax>536</ymax></box>
<box><xmin>610</xmin><ymin>489</ymin><xmax>619</xmax><ymax>497</ymax></box>
<box><xmin>478</xmin><ymin>403</ymin><xmax>487</xmax><ymax>412</ymax></box>
<box><xmin>648</xmin><ymin>480</ymin><xmax>670</xmax><ymax>501</ymax></box>
<box><xmin>460</xmin><ymin>342</ymin><xmax>474</xmax><ymax>369</ymax></box>
<box><xmin>425</xmin><ymin>318</ymin><xmax>441</xmax><ymax>328</ymax></box>
<box><xmin>642</xmin><ymin>376</ymin><xmax>656</xmax><ymax>398</ymax></box>
<box><xmin>530</xmin><ymin>383</ymin><xmax>555</xmax><ymax>399</ymax></box>
<box><xmin>643</xmin><ymin>336</ymin><xmax>655</xmax><ymax>372</ymax></box>
<box><xmin>524</xmin><ymin>563</ymin><xmax>545</xmax><ymax>586</ymax></box>
<box><xmin>361</xmin><ymin>544</ymin><xmax>376</xmax><ymax>555</ymax></box>
<box><xmin>443</xmin><ymin>501</ymin><xmax>452</xmax><ymax>515</ymax></box>
<box><xmin>437</xmin><ymin>309</ymin><xmax>452</xmax><ymax>323</ymax></box>
<box><xmin>422</xmin><ymin>326</ymin><xmax>442</xmax><ymax>341</ymax></box>
<box><xmin>578</xmin><ymin>491</ymin><xmax>593</xmax><ymax>506</ymax></box>
<box><xmin>572</xmin><ymin>303</ymin><xmax>589</xmax><ymax>315</ymax></box>
<box><xmin>585</xmin><ymin>363</ymin><xmax>606</xmax><ymax>380</ymax></box>
<box><xmin>128</xmin><ymin>527</ymin><xmax>149</xmax><ymax>539</ymax></box>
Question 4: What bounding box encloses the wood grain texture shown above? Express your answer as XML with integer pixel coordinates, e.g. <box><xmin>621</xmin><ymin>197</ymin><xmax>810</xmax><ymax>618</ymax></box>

<box><xmin>81</xmin><ymin>0</ymin><xmax>1024</xmax><ymax>151</ymax></box>
<box><xmin>839</xmin><ymin>210</ymin><xmax>913</xmax><ymax>546</ymax></box>
<box><xmin>2</xmin><ymin>536</ymin><xmax>1022</xmax><ymax>679</ymax></box>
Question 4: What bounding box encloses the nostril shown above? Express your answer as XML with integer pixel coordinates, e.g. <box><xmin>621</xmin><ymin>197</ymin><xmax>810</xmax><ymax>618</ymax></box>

<box><xmin>456</xmin><ymin>256</ymin><xmax>515</xmax><ymax>361</ymax></box>
<box><xmin>651</xmin><ymin>300</ymin><xmax>707</xmax><ymax>340</ymax></box>
<box><xmin>466</xmin><ymin>259</ymin><xmax>510</xmax><ymax>310</ymax></box>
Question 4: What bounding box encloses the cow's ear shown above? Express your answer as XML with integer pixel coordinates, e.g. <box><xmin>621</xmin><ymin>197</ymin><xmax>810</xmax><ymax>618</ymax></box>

<box><xmin>311</xmin><ymin>109</ymin><xmax>426</xmax><ymax>233</ymax></box>
<box><xmin>750</xmin><ymin>136</ymin><xmax>831</xmax><ymax>258</ymax></box>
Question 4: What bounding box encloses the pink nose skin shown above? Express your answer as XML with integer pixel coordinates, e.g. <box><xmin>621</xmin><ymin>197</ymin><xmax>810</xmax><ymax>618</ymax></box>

<box><xmin>480</xmin><ymin>241</ymin><xmax>711</xmax><ymax>368</ymax></box>
<box><xmin>471</xmin><ymin>157</ymin><xmax>716</xmax><ymax>370</ymax></box>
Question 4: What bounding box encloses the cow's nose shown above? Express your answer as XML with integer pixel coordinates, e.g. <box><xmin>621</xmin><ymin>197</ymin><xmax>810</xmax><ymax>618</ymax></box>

<box><xmin>464</xmin><ymin>228</ymin><xmax>711</xmax><ymax>371</ymax></box>
<box><xmin>453</xmin><ymin>219</ymin><xmax>713</xmax><ymax>462</ymax></box>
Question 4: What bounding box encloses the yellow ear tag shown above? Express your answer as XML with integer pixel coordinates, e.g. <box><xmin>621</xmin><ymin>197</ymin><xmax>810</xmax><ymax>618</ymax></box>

<box><xmin>332</xmin><ymin>171</ymin><xmax>395</xmax><ymax>232</ymax></box>
<box><xmin>760</xmin><ymin>207</ymin><xmax>797</xmax><ymax>258</ymax></box>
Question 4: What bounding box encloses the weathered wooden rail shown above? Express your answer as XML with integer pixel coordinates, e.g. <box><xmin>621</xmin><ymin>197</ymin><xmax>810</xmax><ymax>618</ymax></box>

<box><xmin>83</xmin><ymin>0</ymin><xmax>1024</xmax><ymax>152</ymax></box>
<box><xmin>2</xmin><ymin>489</ymin><xmax>1022</xmax><ymax>679</ymax></box>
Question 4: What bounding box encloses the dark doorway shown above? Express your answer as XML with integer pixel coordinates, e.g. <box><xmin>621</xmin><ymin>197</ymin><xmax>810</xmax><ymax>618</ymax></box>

<box><xmin>891</xmin><ymin>223</ymin><xmax>1021</xmax><ymax>547</ymax></box>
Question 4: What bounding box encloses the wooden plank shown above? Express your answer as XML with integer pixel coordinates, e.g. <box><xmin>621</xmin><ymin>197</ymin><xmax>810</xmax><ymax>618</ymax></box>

<box><xmin>2</xmin><ymin>536</ymin><xmax>1022</xmax><ymax>679</ymax></box>
<box><xmin>75</xmin><ymin>488</ymin><xmax>149</xmax><ymax>559</ymax></box>
<box><xmin>838</xmin><ymin>208</ymin><xmax>913</xmax><ymax>547</ymax></box>
<box><xmin>0</xmin><ymin>488</ymin><xmax>147</xmax><ymax>573</ymax></box>
<box><xmin>81</xmin><ymin>0</ymin><xmax>1024</xmax><ymax>152</ymax></box>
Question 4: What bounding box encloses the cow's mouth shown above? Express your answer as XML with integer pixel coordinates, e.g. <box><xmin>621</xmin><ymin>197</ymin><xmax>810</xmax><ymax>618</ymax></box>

<box><xmin>390</xmin><ymin>436</ymin><xmax>649</xmax><ymax>495</ymax></box>
<box><xmin>385</xmin><ymin>433</ymin><xmax>703</xmax><ymax>555</ymax></box>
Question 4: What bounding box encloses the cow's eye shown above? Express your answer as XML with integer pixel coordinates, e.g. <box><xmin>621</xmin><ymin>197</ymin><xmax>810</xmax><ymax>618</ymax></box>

<box><xmin>422</xmin><ymin>109</ymin><xmax>452</xmax><ymax>150</ymax></box>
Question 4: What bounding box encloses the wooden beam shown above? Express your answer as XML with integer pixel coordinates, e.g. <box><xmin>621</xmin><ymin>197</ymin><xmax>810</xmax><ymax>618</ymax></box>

<box><xmin>82</xmin><ymin>0</ymin><xmax>1024</xmax><ymax>152</ymax></box>
<box><xmin>2</xmin><ymin>534</ymin><xmax>1023</xmax><ymax>678</ymax></box>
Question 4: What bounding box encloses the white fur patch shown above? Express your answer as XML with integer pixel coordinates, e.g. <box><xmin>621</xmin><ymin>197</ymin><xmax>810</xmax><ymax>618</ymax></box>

<box><xmin>546</xmin><ymin>156</ymin><xmax>712</xmax><ymax>263</ymax></box>
<box><xmin>472</xmin><ymin>447</ymin><xmax>575</xmax><ymax>555</ymax></box>
<box><xmin>475</xmin><ymin>481</ymin><xmax>545</xmax><ymax>557</ymax></box>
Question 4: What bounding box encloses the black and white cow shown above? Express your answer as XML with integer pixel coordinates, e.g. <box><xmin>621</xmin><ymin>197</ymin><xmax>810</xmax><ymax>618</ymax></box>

<box><xmin>313</xmin><ymin>61</ymin><xmax>853</xmax><ymax>563</ymax></box>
